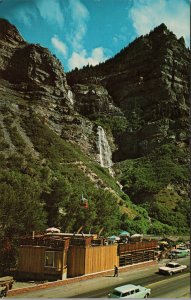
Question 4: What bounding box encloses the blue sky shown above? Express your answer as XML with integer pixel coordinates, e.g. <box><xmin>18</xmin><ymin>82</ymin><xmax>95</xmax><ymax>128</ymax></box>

<box><xmin>0</xmin><ymin>0</ymin><xmax>189</xmax><ymax>72</ymax></box>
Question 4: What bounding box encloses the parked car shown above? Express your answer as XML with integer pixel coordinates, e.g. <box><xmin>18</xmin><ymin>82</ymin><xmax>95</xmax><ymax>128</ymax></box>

<box><xmin>0</xmin><ymin>276</ymin><xmax>14</xmax><ymax>298</ymax></box>
<box><xmin>159</xmin><ymin>261</ymin><xmax>187</xmax><ymax>275</ymax></box>
<box><xmin>108</xmin><ymin>284</ymin><xmax>151</xmax><ymax>298</ymax></box>
<box><xmin>169</xmin><ymin>249</ymin><xmax>188</xmax><ymax>259</ymax></box>
<box><xmin>177</xmin><ymin>247</ymin><xmax>190</xmax><ymax>255</ymax></box>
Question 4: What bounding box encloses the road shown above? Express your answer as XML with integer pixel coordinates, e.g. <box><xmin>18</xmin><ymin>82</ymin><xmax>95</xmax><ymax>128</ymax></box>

<box><xmin>10</xmin><ymin>257</ymin><xmax>190</xmax><ymax>298</ymax></box>
<box><xmin>72</xmin><ymin>271</ymin><xmax>189</xmax><ymax>298</ymax></box>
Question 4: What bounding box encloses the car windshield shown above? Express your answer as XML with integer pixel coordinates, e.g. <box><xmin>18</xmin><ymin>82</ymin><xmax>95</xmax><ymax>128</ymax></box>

<box><xmin>112</xmin><ymin>291</ymin><xmax>122</xmax><ymax>297</ymax></box>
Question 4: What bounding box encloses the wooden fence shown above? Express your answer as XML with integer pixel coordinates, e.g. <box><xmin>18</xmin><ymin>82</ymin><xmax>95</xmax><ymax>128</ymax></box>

<box><xmin>118</xmin><ymin>241</ymin><xmax>157</xmax><ymax>254</ymax></box>
<box><xmin>67</xmin><ymin>244</ymin><xmax>118</xmax><ymax>278</ymax></box>
<box><xmin>19</xmin><ymin>236</ymin><xmax>70</xmax><ymax>250</ymax></box>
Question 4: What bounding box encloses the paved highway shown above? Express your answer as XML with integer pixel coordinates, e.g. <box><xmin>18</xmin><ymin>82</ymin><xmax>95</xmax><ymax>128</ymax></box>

<box><xmin>71</xmin><ymin>270</ymin><xmax>189</xmax><ymax>298</ymax></box>
<box><xmin>10</xmin><ymin>257</ymin><xmax>190</xmax><ymax>298</ymax></box>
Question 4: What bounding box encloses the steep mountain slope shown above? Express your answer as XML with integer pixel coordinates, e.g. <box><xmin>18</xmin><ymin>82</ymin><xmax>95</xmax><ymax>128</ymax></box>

<box><xmin>0</xmin><ymin>18</ymin><xmax>189</xmax><ymax>254</ymax></box>
<box><xmin>67</xmin><ymin>23</ymin><xmax>190</xmax><ymax>233</ymax></box>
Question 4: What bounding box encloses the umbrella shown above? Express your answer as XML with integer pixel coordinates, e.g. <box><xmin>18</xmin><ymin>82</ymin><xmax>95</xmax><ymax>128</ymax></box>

<box><xmin>108</xmin><ymin>235</ymin><xmax>120</xmax><ymax>241</ymax></box>
<box><xmin>119</xmin><ymin>231</ymin><xmax>130</xmax><ymax>237</ymax></box>
<box><xmin>46</xmin><ymin>227</ymin><xmax>61</xmax><ymax>233</ymax></box>
<box><xmin>131</xmin><ymin>234</ymin><xmax>143</xmax><ymax>237</ymax></box>
<box><xmin>159</xmin><ymin>241</ymin><xmax>168</xmax><ymax>245</ymax></box>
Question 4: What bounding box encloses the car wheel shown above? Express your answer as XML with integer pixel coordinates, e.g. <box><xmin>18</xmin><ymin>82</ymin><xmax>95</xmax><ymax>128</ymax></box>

<box><xmin>169</xmin><ymin>272</ymin><xmax>173</xmax><ymax>276</ymax></box>
<box><xmin>144</xmin><ymin>294</ymin><xmax>149</xmax><ymax>298</ymax></box>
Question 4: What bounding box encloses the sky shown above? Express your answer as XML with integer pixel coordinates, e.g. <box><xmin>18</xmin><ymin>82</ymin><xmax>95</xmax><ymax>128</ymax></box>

<box><xmin>0</xmin><ymin>0</ymin><xmax>189</xmax><ymax>72</ymax></box>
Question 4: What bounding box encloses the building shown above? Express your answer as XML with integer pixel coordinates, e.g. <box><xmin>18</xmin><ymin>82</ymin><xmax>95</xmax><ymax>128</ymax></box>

<box><xmin>17</xmin><ymin>233</ymin><xmax>157</xmax><ymax>280</ymax></box>
<box><xmin>17</xmin><ymin>235</ymin><xmax>69</xmax><ymax>280</ymax></box>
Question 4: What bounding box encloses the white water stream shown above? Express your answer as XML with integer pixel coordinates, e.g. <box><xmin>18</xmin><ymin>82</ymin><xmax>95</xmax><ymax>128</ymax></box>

<box><xmin>67</xmin><ymin>90</ymin><xmax>74</xmax><ymax>105</ymax></box>
<box><xmin>97</xmin><ymin>126</ymin><xmax>113</xmax><ymax>169</ymax></box>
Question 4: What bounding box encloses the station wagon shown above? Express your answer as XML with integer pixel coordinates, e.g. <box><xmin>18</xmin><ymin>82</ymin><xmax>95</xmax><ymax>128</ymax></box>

<box><xmin>108</xmin><ymin>284</ymin><xmax>151</xmax><ymax>298</ymax></box>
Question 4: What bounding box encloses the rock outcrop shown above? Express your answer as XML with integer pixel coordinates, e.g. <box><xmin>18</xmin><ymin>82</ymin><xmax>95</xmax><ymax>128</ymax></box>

<box><xmin>72</xmin><ymin>83</ymin><xmax>123</xmax><ymax>117</ymax></box>
<box><xmin>0</xmin><ymin>18</ymin><xmax>107</xmax><ymax>163</ymax></box>
<box><xmin>67</xmin><ymin>23</ymin><xmax>189</xmax><ymax>160</ymax></box>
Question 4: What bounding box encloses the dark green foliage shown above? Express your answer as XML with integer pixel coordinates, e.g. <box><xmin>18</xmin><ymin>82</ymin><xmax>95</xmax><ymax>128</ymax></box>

<box><xmin>0</xmin><ymin>125</ymin><xmax>9</xmax><ymax>150</ymax></box>
<box><xmin>93</xmin><ymin>115</ymin><xmax>128</xmax><ymax>135</ymax></box>
<box><xmin>0</xmin><ymin>171</ymin><xmax>47</xmax><ymax>237</ymax></box>
<box><xmin>116</xmin><ymin>143</ymin><xmax>189</xmax><ymax>233</ymax></box>
<box><xmin>7</xmin><ymin>126</ymin><xmax>26</xmax><ymax>151</ymax></box>
<box><xmin>92</xmin><ymin>189</ymin><xmax>121</xmax><ymax>235</ymax></box>
<box><xmin>21</xmin><ymin>116</ymin><xmax>84</xmax><ymax>164</ymax></box>
<box><xmin>118</xmin><ymin>144</ymin><xmax>188</xmax><ymax>194</ymax></box>
<box><xmin>147</xmin><ymin>220</ymin><xmax>177</xmax><ymax>235</ymax></box>
<box><xmin>0</xmin><ymin>170</ymin><xmax>47</xmax><ymax>272</ymax></box>
<box><xmin>0</xmin><ymin>113</ymin><xmax>126</xmax><ymax>240</ymax></box>
<box><xmin>40</xmin><ymin>167</ymin><xmax>121</xmax><ymax>235</ymax></box>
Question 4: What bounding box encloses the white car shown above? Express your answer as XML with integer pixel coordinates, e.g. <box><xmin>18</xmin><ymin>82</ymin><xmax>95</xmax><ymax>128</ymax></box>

<box><xmin>108</xmin><ymin>284</ymin><xmax>151</xmax><ymax>298</ymax></box>
<box><xmin>159</xmin><ymin>262</ymin><xmax>187</xmax><ymax>275</ymax></box>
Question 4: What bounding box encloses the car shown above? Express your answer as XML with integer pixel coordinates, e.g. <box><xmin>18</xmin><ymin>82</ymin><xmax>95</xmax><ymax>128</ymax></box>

<box><xmin>169</xmin><ymin>249</ymin><xmax>188</xmax><ymax>258</ymax></box>
<box><xmin>108</xmin><ymin>284</ymin><xmax>151</xmax><ymax>298</ymax></box>
<box><xmin>159</xmin><ymin>261</ymin><xmax>187</xmax><ymax>275</ymax></box>
<box><xmin>0</xmin><ymin>276</ymin><xmax>14</xmax><ymax>298</ymax></box>
<box><xmin>177</xmin><ymin>247</ymin><xmax>190</xmax><ymax>255</ymax></box>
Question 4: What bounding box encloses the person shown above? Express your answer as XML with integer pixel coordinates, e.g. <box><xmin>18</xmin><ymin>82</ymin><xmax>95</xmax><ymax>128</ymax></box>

<box><xmin>114</xmin><ymin>265</ymin><xmax>118</xmax><ymax>277</ymax></box>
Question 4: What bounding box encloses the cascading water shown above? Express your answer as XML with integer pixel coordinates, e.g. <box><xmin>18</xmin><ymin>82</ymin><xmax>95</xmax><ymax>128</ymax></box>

<box><xmin>67</xmin><ymin>90</ymin><xmax>74</xmax><ymax>105</ymax></box>
<box><xmin>97</xmin><ymin>125</ymin><xmax>113</xmax><ymax>169</ymax></box>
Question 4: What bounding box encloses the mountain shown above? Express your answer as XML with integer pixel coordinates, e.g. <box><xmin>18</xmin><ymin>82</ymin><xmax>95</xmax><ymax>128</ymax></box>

<box><xmin>67</xmin><ymin>23</ymin><xmax>189</xmax><ymax>233</ymax></box>
<box><xmin>0</xmin><ymin>18</ymin><xmax>189</xmax><ymax>257</ymax></box>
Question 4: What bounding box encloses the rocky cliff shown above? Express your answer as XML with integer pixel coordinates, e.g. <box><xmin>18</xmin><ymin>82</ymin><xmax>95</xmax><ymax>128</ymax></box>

<box><xmin>68</xmin><ymin>24</ymin><xmax>189</xmax><ymax>159</ymax></box>
<box><xmin>0</xmin><ymin>19</ymin><xmax>189</xmax><ymax>239</ymax></box>
<box><xmin>67</xmin><ymin>23</ymin><xmax>190</xmax><ymax>233</ymax></box>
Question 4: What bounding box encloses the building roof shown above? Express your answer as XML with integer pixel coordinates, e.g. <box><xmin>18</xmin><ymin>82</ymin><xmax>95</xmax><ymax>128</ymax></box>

<box><xmin>46</xmin><ymin>232</ymin><xmax>95</xmax><ymax>237</ymax></box>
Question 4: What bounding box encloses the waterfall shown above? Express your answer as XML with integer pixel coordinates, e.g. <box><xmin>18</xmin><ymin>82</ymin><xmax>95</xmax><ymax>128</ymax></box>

<box><xmin>97</xmin><ymin>126</ymin><xmax>113</xmax><ymax>169</ymax></box>
<box><xmin>67</xmin><ymin>90</ymin><xmax>74</xmax><ymax>105</ymax></box>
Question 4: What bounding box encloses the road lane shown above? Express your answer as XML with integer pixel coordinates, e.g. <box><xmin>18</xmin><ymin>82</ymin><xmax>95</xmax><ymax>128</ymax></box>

<box><xmin>71</xmin><ymin>271</ymin><xmax>190</xmax><ymax>298</ymax></box>
<box><xmin>147</xmin><ymin>273</ymin><xmax>190</xmax><ymax>298</ymax></box>
<box><xmin>10</xmin><ymin>257</ymin><xmax>190</xmax><ymax>298</ymax></box>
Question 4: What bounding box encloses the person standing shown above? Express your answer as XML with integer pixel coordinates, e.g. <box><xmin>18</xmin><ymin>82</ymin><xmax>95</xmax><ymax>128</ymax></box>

<box><xmin>114</xmin><ymin>265</ymin><xmax>118</xmax><ymax>277</ymax></box>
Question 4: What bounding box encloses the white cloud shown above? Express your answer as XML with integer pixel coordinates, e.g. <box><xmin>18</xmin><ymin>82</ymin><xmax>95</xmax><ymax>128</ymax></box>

<box><xmin>14</xmin><ymin>8</ymin><xmax>34</xmax><ymax>26</ymax></box>
<box><xmin>129</xmin><ymin>0</ymin><xmax>190</xmax><ymax>46</ymax></box>
<box><xmin>51</xmin><ymin>35</ymin><xmax>68</xmax><ymax>58</ymax></box>
<box><xmin>68</xmin><ymin>47</ymin><xmax>108</xmax><ymax>70</ymax></box>
<box><xmin>69</xmin><ymin>0</ymin><xmax>89</xmax><ymax>20</ymax></box>
<box><xmin>68</xmin><ymin>0</ymin><xmax>90</xmax><ymax>51</ymax></box>
<box><xmin>6</xmin><ymin>3</ymin><xmax>38</xmax><ymax>27</ymax></box>
<box><xmin>34</xmin><ymin>0</ymin><xmax>64</xmax><ymax>28</ymax></box>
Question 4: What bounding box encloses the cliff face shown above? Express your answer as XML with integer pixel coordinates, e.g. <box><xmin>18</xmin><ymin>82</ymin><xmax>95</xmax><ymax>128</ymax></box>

<box><xmin>67</xmin><ymin>23</ymin><xmax>189</xmax><ymax>232</ymax></box>
<box><xmin>68</xmin><ymin>24</ymin><xmax>189</xmax><ymax>160</ymax></box>
<box><xmin>0</xmin><ymin>19</ymin><xmax>189</xmax><ymax>236</ymax></box>
<box><xmin>0</xmin><ymin>18</ymin><xmax>25</xmax><ymax>74</ymax></box>
<box><xmin>0</xmin><ymin>19</ymin><xmax>72</xmax><ymax>104</ymax></box>
<box><xmin>0</xmin><ymin>19</ymin><xmax>105</xmax><ymax>161</ymax></box>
